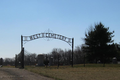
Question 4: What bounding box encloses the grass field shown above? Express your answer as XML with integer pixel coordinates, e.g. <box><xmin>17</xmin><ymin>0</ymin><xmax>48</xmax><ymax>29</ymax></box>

<box><xmin>25</xmin><ymin>64</ymin><xmax>120</xmax><ymax>80</ymax></box>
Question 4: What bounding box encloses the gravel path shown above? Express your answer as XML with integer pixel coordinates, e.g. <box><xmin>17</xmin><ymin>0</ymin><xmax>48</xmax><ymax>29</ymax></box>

<box><xmin>0</xmin><ymin>68</ymin><xmax>54</xmax><ymax>80</ymax></box>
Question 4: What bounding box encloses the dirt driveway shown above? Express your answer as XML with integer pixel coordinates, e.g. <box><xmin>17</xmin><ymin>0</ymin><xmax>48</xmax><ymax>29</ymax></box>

<box><xmin>0</xmin><ymin>68</ymin><xmax>54</xmax><ymax>80</ymax></box>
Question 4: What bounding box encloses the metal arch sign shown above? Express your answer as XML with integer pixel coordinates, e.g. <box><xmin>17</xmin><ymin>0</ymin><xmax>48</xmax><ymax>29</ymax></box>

<box><xmin>21</xmin><ymin>32</ymin><xmax>74</xmax><ymax>67</ymax></box>
<box><xmin>23</xmin><ymin>33</ymin><xmax>73</xmax><ymax>46</ymax></box>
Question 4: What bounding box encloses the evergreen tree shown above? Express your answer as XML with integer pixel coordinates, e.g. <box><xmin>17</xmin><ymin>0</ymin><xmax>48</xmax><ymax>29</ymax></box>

<box><xmin>84</xmin><ymin>22</ymin><xmax>115</xmax><ymax>63</ymax></box>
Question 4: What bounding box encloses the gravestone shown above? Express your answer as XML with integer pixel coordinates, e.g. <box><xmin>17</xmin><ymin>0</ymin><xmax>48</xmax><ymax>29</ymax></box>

<box><xmin>112</xmin><ymin>57</ymin><xmax>117</xmax><ymax>64</ymax></box>
<box><xmin>38</xmin><ymin>54</ymin><xmax>44</xmax><ymax>66</ymax></box>
<box><xmin>49</xmin><ymin>57</ymin><xmax>53</xmax><ymax>66</ymax></box>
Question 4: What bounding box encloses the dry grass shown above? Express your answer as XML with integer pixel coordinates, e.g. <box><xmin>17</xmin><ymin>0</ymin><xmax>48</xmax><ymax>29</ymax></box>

<box><xmin>1</xmin><ymin>65</ymin><xmax>15</xmax><ymax>68</ymax></box>
<box><xmin>25</xmin><ymin>64</ymin><xmax>120</xmax><ymax>80</ymax></box>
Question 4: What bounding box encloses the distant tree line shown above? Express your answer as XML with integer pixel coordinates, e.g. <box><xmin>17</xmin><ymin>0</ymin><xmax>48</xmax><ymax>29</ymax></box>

<box><xmin>2</xmin><ymin>45</ymin><xmax>85</xmax><ymax>66</ymax></box>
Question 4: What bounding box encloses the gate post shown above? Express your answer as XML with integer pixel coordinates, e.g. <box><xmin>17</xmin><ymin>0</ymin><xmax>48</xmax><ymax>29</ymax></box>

<box><xmin>0</xmin><ymin>58</ymin><xmax>3</xmax><ymax>66</ymax></box>
<box><xmin>21</xmin><ymin>35</ymin><xmax>23</xmax><ymax>50</ymax></box>
<box><xmin>21</xmin><ymin>47</ymin><xmax>24</xmax><ymax>68</ymax></box>
<box><xmin>15</xmin><ymin>54</ymin><xmax>17</xmax><ymax>68</ymax></box>
<box><xmin>58</xmin><ymin>54</ymin><xmax>59</xmax><ymax>68</ymax></box>
<box><xmin>72</xmin><ymin>38</ymin><xmax>74</xmax><ymax>67</ymax></box>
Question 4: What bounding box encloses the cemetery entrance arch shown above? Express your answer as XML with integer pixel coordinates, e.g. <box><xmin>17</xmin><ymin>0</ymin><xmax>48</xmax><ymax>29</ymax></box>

<box><xmin>21</xmin><ymin>32</ymin><xmax>74</xmax><ymax>68</ymax></box>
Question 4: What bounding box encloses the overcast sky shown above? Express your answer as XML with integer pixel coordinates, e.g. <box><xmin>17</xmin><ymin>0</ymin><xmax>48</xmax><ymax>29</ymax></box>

<box><xmin>0</xmin><ymin>0</ymin><xmax>120</xmax><ymax>58</ymax></box>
